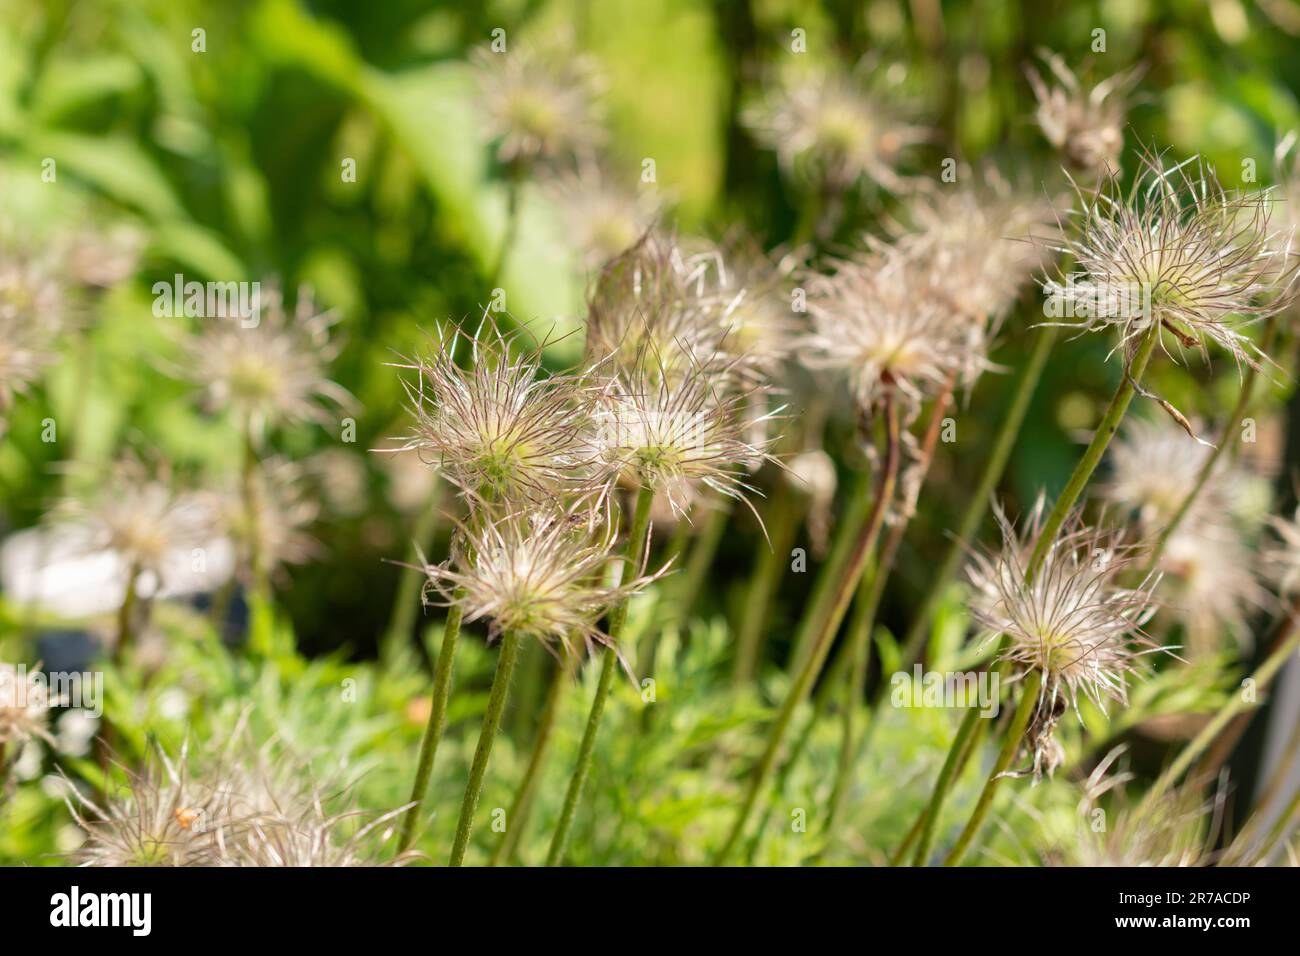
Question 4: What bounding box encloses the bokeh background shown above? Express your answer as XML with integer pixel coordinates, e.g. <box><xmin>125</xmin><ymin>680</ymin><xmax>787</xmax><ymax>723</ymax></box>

<box><xmin>3</xmin><ymin>0</ymin><xmax>1300</xmax><ymax>865</ymax></box>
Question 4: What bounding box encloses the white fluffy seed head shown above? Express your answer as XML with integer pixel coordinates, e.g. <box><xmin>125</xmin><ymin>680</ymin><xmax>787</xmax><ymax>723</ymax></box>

<box><xmin>0</xmin><ymin>662</ymin><xmax>55</xmax><ymax>748</ymax></box>
<box><xmin>392</xmin><ymin>329</ymin><xmax>599</xmax><ymax>506</ymax></box>
<box><xmin>967</xmin><ymin>499</ymin><xmax>1164</xmax><ymax>729</ymax></box>
<box><xmin>181</xmin><ymin>285</ymin><xmax>351</xmax><ymax>434</ymax></box>
<box><xmin>472</xmin><ymin>41</ymin><xmax>605</xmax><ymax>168</ymax></box>
<box><xmin>1026</xmin><ymin>51</ymin><xmax>1139</xmax><ymax>178</ymax></box>
<box><xmin>744</xmin><ymin>62</ymin><xmax>924</xmax><ymax>193</ymax></box>
<box><xmin>803</xmin><ymin>246</ymin><xmax>983</xmax><ymax>414</ymax></box>
<box><xmin>1045</xmin><ymin>152</ymin><xmax>1297</xmax><ymax>370</ymax></box>
<box><xmin>424</xmin><ymin>501</ymin><xmax>654</xmax><ymax>658</ymax></box>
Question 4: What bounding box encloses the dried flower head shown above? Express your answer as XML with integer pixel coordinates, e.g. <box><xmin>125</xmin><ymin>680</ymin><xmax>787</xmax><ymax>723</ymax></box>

<box><xmin>1261</xmin><ymin>504</ymin><xmax>1300</xmax><ymax>598</ymax></box>
<box><xmin>744</xmin><ymin>63</ymin><xmax>923</xmax><ymax>192</ymax></box>
<box><xmin>0</xmin><ymin>256</ymin><xmax>65</xmax><ymax>414</ymax></box>
<box><xmin>181</xmin><ymin>285</ymin><xmax>351</xmax><ymax>434</ymax></box>
<box><xmin>68</xmin><ymin>741</ymin><xmax>237</xmax><ymax>866</ymax></box>
<box><xmin>1026</xmin><ymin>51</ymin><xmax>1139</xmax><ymax>177</ymax></box>
<box><xmin>60</xmin><ymin>457</ymin><xmax>214</xmax><ymax>585</ymax></box>
<box><xmin>60</xmin><ymin>224</ymin><xmax>143</xmax><ymax>289</ymax></box>
<box><xmin>1159</xmin><ymin>515</ymin><xmax>1268</xmax><ymax>656</ymax></box>
<box><xmin>0</xmin><ymin>662</ymin><xmax>55</xmax><ymax>748</ymax></box>
<box><xmin>803</xmin><ymin>245</ymin><xmax>981</xmax><ymax>413</ymax></box>
<box><xmin>584</xmin><ymin>231</ymin><xmax>730</xmax><ymax>382</ymax></box>
<box><xmin>230</xmin><ymin>801</ymin><xmax>412</xmax><ymax>867</ymax></box>
<box><xmin>893</xmin><ymin>168</ymin><xmax>1058</xmax><ymax>332</ymax></box>
<box><xmin>1045</xmin><ymin>152</ymin><xmax>1296</xmax><ymax>371</ymax></box>
<box><xmin>220</xmin><ymin>456</ymin><xmax>320</xmax><ymax>584</ymax></box>
<box><xmin>590</xmin><ymin>359</ymin><xmax>777</xmax><ymax>517</ymax></box>
<box><xmin>69</xmin><ymin>734</ymin><xmax>408</xmax><ymax>867</ymax></box>
<box><xmin>547</xmin><ymin>164</ymin><xmax>665</xmax><ymax>270</ymax></box>
<box><xmin>423</xmin><ymin>501</ymin><xmax>654</xmax><ymax>660</ymax></box>
<box><xmin>708</xmin><ymin>240</ymin><xmax>803</xmax><ymax>386</ymax></box>
<box><xmin>1103</xmin><ymin>417</ymin><xmax>1217</xmax><ymax>526</ymax></box>
<box><xmin>966</xmin><ymin>499</ymin><xmax>1164</xmax><ymax>777</ymax></box>
<box><xmin>472</xmin><ymin>42</ymin><xmax>604</xmax><ymax>168</ymax></box>
<box><xmin>390</xmin><ymin>328</ymin><xmax>597</xmax><ymax>505</ymax></box>
<box><xmin>1061</xmin><ymin>746</ymin><xmax>1221</xmax><ymax>866</ymax></box>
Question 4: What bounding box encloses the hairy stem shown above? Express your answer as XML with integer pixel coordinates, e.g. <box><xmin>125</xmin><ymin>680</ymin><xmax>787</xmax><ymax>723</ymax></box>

<box><xmin>713</xmin><ymin>390</ymin><xmax>900</xmax><ymax>865</ymax></box>
<box><xmin>941</xmin><ymin>668</ymin><xmax>1042</xmax><ymax>866</ymax></box>
<box><xmin>820</xmin><ymin>375</ymin><xmax>955</xmax><ymax>841</ymax></box>
<box><xmin>489</xmin><ymin>658</ymin><xmax>568</xmax><ymax>865</ymax></box>
<box><xmin>397</xmin><ymin>604</ymin><xmax>464</xmax><ymax>852</ymax></box>
<box><xmin>733</xmin><ymin>482</ymin><xmax>801</xmax><ymax>685</ymax></box>
<box><xmin>895</xmin><ymin>325</ymin><xmax>1058</xmax><ymax>671</ymax></box>
<box><xmin>449</xmin><ymin>630</ymin><xmax>522</xmax><ymax>866</ymax></box>
<box><xmin>545</xmin><ymin>483</ymin><xmax>655</xmax><ymax>865</ymax></box>
<box><xmin>1026</xmin><ymin>323</ymin><xmax>1160</xmax><ymax>577</ymax></box>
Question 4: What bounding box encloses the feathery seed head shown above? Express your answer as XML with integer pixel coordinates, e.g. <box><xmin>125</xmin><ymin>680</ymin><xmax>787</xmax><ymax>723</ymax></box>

<box><xmin>1026</xmin><ymin>51</ymin><xmax>1138</xmax><ymax>177</ymax></box>
<box><xmin>61</xmin><ymin>457</ymin><xmax>215</xmax><ymax>584</ymax></box>
<box><xmin>424</xmin><ymin>501</ymin><xmax>653</xmax><ymax>658</ymax></box>
<box><xmin>68</xmin><ymin>741</ymin><xmax>236</xmax><ymax>867</ymax></box>
<box><xmin>967</xmin><ymin>500</ymin><xmax>1164</xmax><ymax>774</ymax></box>
<box><xmin>1045</xmin><ymin>152</ymin><xmax>1296</xmax><ymax>369</ymax></box>
<box><xmin>893</xmin><ymin>169</ymin><xmax>1059</xmax><ymax>331</ymax></box>
<box><xmin>0</xmin><ymin>256</ymin><xmax>65</xmax><ymax>415</ymax></box>
<box><xmin>744</xmin><ymin>63</ymin><xmax>923</xmax><ymax>192</ymax></box>
<box><xmin>182</xmin><ymin>285</ymin><xmax>350</xmax><ymax>434</ymax></box>
<box><xmin>590</xmin><ymin>360</ymin><xmax>777</xmax><ymax>517</ymax></box>
<box><xmin>472</xmin><ymin>42</ymin><xmax>604</xmax><ymax>168</ymax></box>
<box><xmin>584</xmin><ymin>231</ymin><xmax>732</xmax><ymax>382</ymax></box>
<box><xmin>803</xmin><ymin>246</ymin><xmax>981</xmax><ymax>413</ymax></box>
<box><xmin>547</xmin><ymin>164</ymin><xmax>665</xmax><ymax>270</ymax></box>
<box><xmin>1159</xmin><ymin>515</ymin><xmax>1268</xmax><ymax>656</ymax></box>
<box><xmin>0</xmin><ymin>662</ymin><xmax>55</xmax><ymax>748</ymax></box>
<box><xmin>393</xmin><ymin>328</ymin><xmax>598</xmax><ymax>505</ymax></box>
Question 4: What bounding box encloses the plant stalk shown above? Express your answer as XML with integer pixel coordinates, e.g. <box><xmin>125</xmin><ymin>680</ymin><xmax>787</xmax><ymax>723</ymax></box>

<box><xmin>449</xmin><ymin>630</ymin><xmax>522</xmax><ymax>866</ymax></box>
<box><xmin>940</xmin><ymin>668</ymin><xmax>1042</xmax><ymax>866</ymax></box>
<box><xmin>713</xmin><ymin>389</ymin><xmax>900</xmax><ymax>865</ymax></box>
<box><xmin>544</xmin><ymin>483</ymin><xmax>655</xmax><ymax>865</ymax></box>
<box><xmin>489</xmin><ymin>658</ymin><xmax>568</xmax><ymax>865</ymax></box>
<box><xmin>397</xmin><ymin>604</ymin><xmax>464</xmax><ymax>852</ymax></box>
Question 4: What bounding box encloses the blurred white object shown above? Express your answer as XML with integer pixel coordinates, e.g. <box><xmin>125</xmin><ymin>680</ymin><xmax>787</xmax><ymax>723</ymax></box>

<box><xmin>0</xmin><ymin>522</ymin><xmax>235</xmax><ymax>618</ymax></box>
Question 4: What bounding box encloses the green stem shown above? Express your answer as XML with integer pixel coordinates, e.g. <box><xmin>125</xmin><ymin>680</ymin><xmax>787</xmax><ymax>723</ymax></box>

<box><xmin>787</xmin><ymin>469</ymin><xmax>874</xmax><ymax>675</ymax></box>
<box><xmin>1135</xmin><ymin>620</ymin><xmax>1300</xmax><ymax>823</ymax></box>
<box><xmin>820</xmin><ymin>374</ymin><xmax>955</xmax><ymax>843</ymax></box>
<box><xmin>941</xmin><ymin>668</ymin><xmax>1042</xmax><ymax>866</ymax></box>
<box><xmin>381</xmin><ymin>479</ymin><xmax>443</xmax><ymax>665</ymax></box>
<box><xmin>1144</xmin><ymin>316</ymin><xmax>1277</xmax><ymax>574</ymax></box>
<box><xmin>449</xmin><ymin>630</ymin><xmax>522</xmax><ymax>866</ymax></box>
<box><xmin>113</xmin><ymin>564</ymin><xmax>141</xmax><ymax>665</ymax></box>
<box><xmin>397</xmin><ymin>604</ymin><xmax>464</xmax><ymax>852</ymax></box>
<box><xmin>240</xmin><ymin>420</ymin><xmax>268</xmax><ymax>601</ymax></box>
<box><xmin>488</xmin><ymin>172</ymin><xmax>522</xmax><ymax>290</ymax></box>
<box><xmin>544</xmin><ymin>484</ymin><xmax>655</xmax><ymax>866</ymax></box>
<box><xmin>490</xmin><ymin>659</ymin><xmax>568</xmax><ymax>866</ymax></box>
<box><xmin>675</xmin><ymin>499</ymin><xmax>730</xmax><ymax>623</ymax></box>
<box><xmin>911</xmin><ymin>690</ymin><xmax>983</xmax><ymax>865</ymax></box>
<box><xmin>894</xmin><ymin>325</ymin><xmax>1058</xmax><ymax>671</ymax></box>
<box><xmin>732</xmin><ymin>483</ymin><xmax>800</xmax><ymax>685</ymax></box>
<box><xmin>713</xmin><ymin>390</ymin><xmax>900</xmax><ymax>865</ymax></box>
<box><xmin>1255</xmin><ymin>786</ymin><xmax>1300</xmax><ymax>863</ymax></box>
<box><xmin>1026</xmin><ymin>323</ymin><xmax>1159</xmax><ymax>578</ymax></box>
